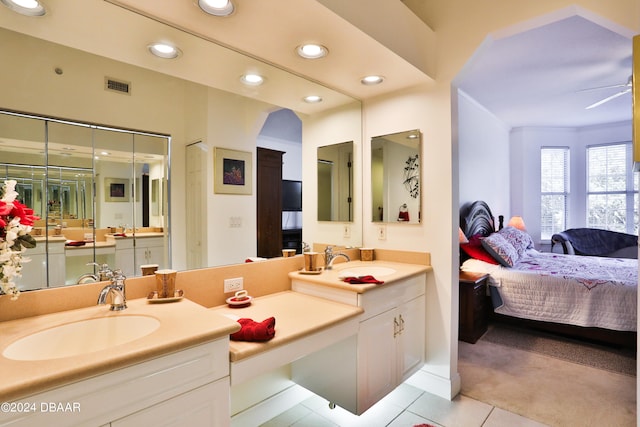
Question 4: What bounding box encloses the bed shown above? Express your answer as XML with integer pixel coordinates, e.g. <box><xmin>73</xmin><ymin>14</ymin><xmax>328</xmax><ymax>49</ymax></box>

<box><xmin>459</xmin><ymin>201</ymin><xmax>637</xmax><ymax>347</ymax></box>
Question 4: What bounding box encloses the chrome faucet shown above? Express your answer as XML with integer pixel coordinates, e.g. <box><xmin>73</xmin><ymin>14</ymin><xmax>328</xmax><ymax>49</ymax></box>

<box><xmin>324</xmin><ymin>246</ymin><xmax>350</xmax><ymax>269</ymax></box>
<box><xmin>97</xmin><ymin>269</ymin><xmax>127</xmax><ymax>311</ymax></box>
<box><xmin>77</xmin><ymin>262</ymin><xmax>113</xmax><ymax>284</ymax></box>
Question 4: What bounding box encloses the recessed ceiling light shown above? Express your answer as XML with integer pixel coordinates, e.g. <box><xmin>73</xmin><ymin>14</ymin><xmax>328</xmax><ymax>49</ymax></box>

<box><xmin>240</xmin><ymin>74</ymin><xmax>264</xmax><ymax>86</ymax></box>
<box><xmin>303</xmin><ymin>95</ymin><xmax>323</xmax><ymax>103</ymax></box>
<box><xmin>0</xmin><ymin>0</ymin><xmax>46</xmax><ymax>16</ymax></box>
<box><xmin>361</xmin><ymin>75</ymin><xmax>384</xmax><ymax>85</ymax></box>
<box><xmin>100</xmin><ymin>151</ymin><xmax>110</xmax><ymax>156</ymax></box>
<box><xmin>297</xmin><ymin>44</ymin><xmax>328</xmax><ymax>59</ymax></box>
<box><xmin>407</xmin><ymin>133</ymin><xmax>419</xmax><ymax>139</ymax></box>
<box><xmin>198</xmin><ymin>0</ymin><xmax>234</xmax><ymax>16</ymax></box>
<box><xmin>148</xmin><ymin>43</ymin><xmax>182</xmax><ymax>59</ymax></box>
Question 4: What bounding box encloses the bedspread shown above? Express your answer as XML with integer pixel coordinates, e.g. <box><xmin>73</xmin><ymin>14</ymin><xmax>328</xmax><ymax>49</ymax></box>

<box><xmin>461</xmin><ymin>250</ymin><xmax>637</xmax><ymax>331</ymax></box>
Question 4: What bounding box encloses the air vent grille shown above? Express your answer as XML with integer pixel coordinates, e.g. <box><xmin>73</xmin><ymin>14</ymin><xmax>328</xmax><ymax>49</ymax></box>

<box><xmin>105</xmin><ymin>77</ymin><xmax>131</xmax><ymax>95</ymax></box>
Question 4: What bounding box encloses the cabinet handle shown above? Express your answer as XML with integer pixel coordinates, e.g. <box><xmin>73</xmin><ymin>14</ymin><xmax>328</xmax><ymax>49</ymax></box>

<box><xmin>393</xmin><ymin>317</ymin><xmax>400</xmax><ymax>338</ymax></box>
<box><xmin>399</xmin><ymin>314</ymin><xmax>405</xmax><ymax>334</ymax></box>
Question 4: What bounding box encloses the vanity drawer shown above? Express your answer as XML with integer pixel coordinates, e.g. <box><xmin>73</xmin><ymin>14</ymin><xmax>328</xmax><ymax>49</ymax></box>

<box><xmin>358</xmin><ymin>274</ymin><xmax>425</xmax><ymax>320</ymax></box>
<box><xmin>0</xmin><ymin>340</ymin><xmax>229</xmax><ymax>427</ymax></box>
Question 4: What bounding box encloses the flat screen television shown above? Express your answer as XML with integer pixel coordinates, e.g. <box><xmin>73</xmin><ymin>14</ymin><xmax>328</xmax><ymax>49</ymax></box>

<box><xmin>282</xmin><ymin>180</ymin><xmax>302</xmax><ymax>211</ymax></box>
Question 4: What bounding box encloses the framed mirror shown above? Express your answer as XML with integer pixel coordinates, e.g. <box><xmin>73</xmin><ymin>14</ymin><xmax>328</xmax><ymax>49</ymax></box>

<box><xmin>317</xmin><ymin>141</ymin><xmax>354</xmax><ymax>222</ymax></box>
<box><xmin>371</xmin><ymin>130</ymin><xmax>421</xmax><ymax>223</ymax></box>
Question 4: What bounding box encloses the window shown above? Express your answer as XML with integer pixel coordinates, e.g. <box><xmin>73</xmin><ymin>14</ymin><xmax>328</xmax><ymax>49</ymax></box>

<box><xmin>587</xmin><ymin>143</ymin><xmax>638</xmax><ymax>234</ymax></box>
<box><xmin>540</xmin><ymin>147</ymin><xmax>569</xmax><ymax>240</ymax></box>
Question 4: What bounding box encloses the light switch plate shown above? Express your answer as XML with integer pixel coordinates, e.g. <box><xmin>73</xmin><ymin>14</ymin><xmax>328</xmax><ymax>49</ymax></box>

<box><xmin>377</xmin><ymin>225</ymin><xmax>387</xmax><ymax>240</ymax></box>
<box><xmin>343</xmin><ymin>224</ymin><xmax>351</xmax><ymax>238</ymax></box>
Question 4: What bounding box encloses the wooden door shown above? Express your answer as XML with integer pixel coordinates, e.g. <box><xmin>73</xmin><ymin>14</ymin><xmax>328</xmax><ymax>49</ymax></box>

<box><xmin>257</xmin><ymin>147</ymin><xmax>284</xmax><ymax>258</ymax></box>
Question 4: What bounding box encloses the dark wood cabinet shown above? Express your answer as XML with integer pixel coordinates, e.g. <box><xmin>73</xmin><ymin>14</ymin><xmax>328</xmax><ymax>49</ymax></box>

<box><xmin>458</xmin><ymin>271</ymin><xmax>489</xmax><ymax>343</ymax></box>
<box><xmin>257</xmin><ymin>148</ymin><xmax>284</xmax><ymax>258</ymax></box>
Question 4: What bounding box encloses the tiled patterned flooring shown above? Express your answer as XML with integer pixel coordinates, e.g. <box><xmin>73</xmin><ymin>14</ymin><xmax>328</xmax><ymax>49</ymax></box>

<box><xmin>259</xmin><ymin>382</ymin><xmax>548</xmax><ymax>427</ymax></box>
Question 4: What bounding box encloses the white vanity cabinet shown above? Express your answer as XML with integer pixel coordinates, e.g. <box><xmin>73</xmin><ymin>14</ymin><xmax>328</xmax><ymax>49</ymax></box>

<box><xmin>292</xmin><ymin>272</ymin><xmax>426</xmax><ymax>415</ymax></box>
<box><xmin>110</xmin><ymin>379</ymin><xmax>229</xmax><ymax>427</ymax></box>
<box><xmin>114</xmin><ymin>237</ymin><xmax>135</xmax><ymax>278</ymax></box>
<box><xmin>0</xmin><ymin>340</ymin><xmax>231</xmax><ymax>427</ymax></box>
<box><xmin>358</xmin><ymin>292</ymin><xmax>425</xmax><ymax>411</ymax></box>
<box><xmin>113</xmin><ymin>236</ymin><xmax>164</xmax><ymax>277</ymax></box>
<box><xmin>134</xmin><ymin>236</ymin><xmax>165</xmax><ymax>272</ymax></box>
<box><xmin>17</xmin><ymin>239</ymin><xmax>65</xmax><ymax>291</ymax></box>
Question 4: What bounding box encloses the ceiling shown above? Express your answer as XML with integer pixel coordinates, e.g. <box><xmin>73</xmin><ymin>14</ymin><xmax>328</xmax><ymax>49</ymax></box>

<box><xmin>104</xmin><ymin>0</ymin><xmax>433</xmax><ymax>101</ymax></box>
<box><xmin>104</xmin><ymin>2</ymin><xmax>634</xmax><ymax>129</ymax></box>
<box><xmin>0</xmin><ymin>0</ymin><xmax>430</xmax><ymax>116</ymax></box>
<box><xmin>454</xmin><ymin>15</ymin><xmax>634</xmax><ymax>129</ymax></box>
<box><xmin>0</xmin><ymin>1</ymin><xmax>633</xmax><ymax>128</ymax></box>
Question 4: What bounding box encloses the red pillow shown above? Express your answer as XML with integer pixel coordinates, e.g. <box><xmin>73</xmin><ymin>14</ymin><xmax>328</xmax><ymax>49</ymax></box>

<box><xmin>460</xmin><ymin>234</ymin><xmax>499</xmax><ymax>264</ymax></box>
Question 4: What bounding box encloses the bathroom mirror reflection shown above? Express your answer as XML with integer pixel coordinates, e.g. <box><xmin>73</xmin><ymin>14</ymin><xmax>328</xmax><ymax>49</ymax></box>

<box><xmin>0</xmin><ymin>1</ymin><xmax>362</xmax><ymax>286</ymax></box>
<box><xmin>0</xmin><ymin>110</ymin><xmax>169</xmax><ymax>291</ymax></box>
<box><xmin>317</xmin><ymin>141</ymin><xmax>354</xmax><ymax>222</ymax></box>
<box><xmin>371</xmin><ymin>130</ymin><xmax>421</xmax><ymax>223</ymax></box>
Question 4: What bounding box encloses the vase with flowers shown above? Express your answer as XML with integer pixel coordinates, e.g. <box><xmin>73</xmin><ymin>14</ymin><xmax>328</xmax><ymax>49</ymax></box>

<box><xmin>0</xmin><ymin>180</ymin><xmax>39</xmax><ymax>300</ymax></box>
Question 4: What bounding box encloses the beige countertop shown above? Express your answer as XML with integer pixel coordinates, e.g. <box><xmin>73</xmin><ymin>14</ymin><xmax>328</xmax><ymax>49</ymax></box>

<box><xmin>106</xmin><ymin>232</ymin><xmax>165</xmax><ymax>240</ymax></box>
<box><xmin>64</xmin><ymin>240</ymin><xmax>115</xmax><ymax>249</ymax></box>
<box><xmin>210</xmin><ymin>291</ymin><xmax>363</xmax><ymax>362</ymax></box>
<box><xmin>0</xmin><ymin>298</ymin><xmax>240</xmax><ymax>401</ymax></box>
<box><xmin>288</xmin><ymin>260</ymin><xmax>432</xmax><ymax>293</ymax></box>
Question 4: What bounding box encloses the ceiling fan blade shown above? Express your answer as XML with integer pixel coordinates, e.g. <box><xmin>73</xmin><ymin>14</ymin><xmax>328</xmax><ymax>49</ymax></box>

<box><xmin>585</xmin><ymin>88</ymin><xmax>632</xmax><ymax>109</ymax></box>
<box><xmin>577</xmin><ymin>76</ymin><xmax>632</xmax><ymax>93</ymax></box>
<box><xmin>577</xmin><ymin>83</ymin><xmax>629</xmax><ymax>93</ymax></box>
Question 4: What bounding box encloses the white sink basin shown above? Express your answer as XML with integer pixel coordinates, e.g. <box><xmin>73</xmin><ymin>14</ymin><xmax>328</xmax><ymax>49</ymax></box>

<box><xmin>338</xmin><ymin>266</ymin><xmax>397</xmax><ymax>278</ymax></box>
<box><xmin>3</xmin><ymin>315</ymin><xmax>160</xmax><ymax>361</ymax></box>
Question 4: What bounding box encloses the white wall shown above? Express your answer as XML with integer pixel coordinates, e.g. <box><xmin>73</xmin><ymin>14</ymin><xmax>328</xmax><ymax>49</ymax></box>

<box><xmin>202</xmin><ymin>90</ymin><xmax>277</xmax><ymax>266</ymax></box>
<box><xmin>363</xmin><ymin>84</ymin><xmax>457</xmax><ymax>398</ymax></box>
<box><xmin>458</xmin><ymin>91</ymin><xmax>511</xmax><ymax>219</ymax></box>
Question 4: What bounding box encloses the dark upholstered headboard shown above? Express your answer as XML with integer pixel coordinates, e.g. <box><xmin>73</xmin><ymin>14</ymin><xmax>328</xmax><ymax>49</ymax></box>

<box><xmin>460</xmin><ymin>201</ymin><xmax>496</xmax><ymax>238</ymax></box>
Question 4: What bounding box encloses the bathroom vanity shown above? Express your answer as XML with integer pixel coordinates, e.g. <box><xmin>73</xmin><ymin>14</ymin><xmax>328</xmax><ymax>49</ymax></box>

<box><xmin>289</xmin><ymin>261</ymin><xmax>429</xmax><ymax>415</ymax></box>
<box><xmin>0</xmin><ymin>299</ymin><xmax>239</xmax><ymax>427</ymax></box>
<box><xmin>0</xmin><ymin>257</ymin><xmax>431</xmax><ymax>425</ymax></box>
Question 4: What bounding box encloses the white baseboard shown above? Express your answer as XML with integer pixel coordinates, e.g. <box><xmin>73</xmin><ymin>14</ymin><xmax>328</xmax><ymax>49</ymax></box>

<box><xmin>231</xmin><ymin>385</ymin><xmax>314</xmax><ymax>427</ymax></box>
<box><xmin>405</xmin><ymin>369</ymin><xmax>461</xmax><ymax>400</ymax></box>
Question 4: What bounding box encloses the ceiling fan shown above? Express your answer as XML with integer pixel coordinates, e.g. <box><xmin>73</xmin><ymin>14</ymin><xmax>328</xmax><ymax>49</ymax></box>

<box><xmin>582</xmin><ymin>75</ymin><xmax>632</xmax><ymax>110</ymax></box>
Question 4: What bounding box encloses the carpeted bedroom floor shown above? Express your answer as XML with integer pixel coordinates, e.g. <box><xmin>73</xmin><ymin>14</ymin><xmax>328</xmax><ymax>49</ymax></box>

<box><xmin>458</xmin><ymin>322</ymin><xmax>636</xmax><ymax>427</ymax></box>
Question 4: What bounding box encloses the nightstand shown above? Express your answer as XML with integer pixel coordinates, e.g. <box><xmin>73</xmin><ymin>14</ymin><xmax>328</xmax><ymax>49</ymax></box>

<box><xmin>458</xmin><ymin>271</ymin><xmax>489</xmax><ymax>343</ymax></box>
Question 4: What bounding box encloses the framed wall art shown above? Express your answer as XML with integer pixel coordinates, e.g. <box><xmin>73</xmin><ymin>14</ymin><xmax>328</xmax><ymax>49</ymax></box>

<box><xmin>213</xmin><ymin>147</ymin><xmax>252</xmax><ymax>195</ymax></box>
<box><xmin>104</xmin><ymin>177</ymin><xmax>130</xmax><ymax>202</ymax></box>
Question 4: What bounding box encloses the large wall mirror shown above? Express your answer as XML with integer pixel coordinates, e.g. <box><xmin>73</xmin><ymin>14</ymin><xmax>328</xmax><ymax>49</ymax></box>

<box><xmin>317</xmin><ymin>141</ymin><xmax>354</xmax><ymax>222</ymax></box>
<box><xmin>0</xmin><ymin>0</ymin><xmax>362</xmax><ymax>293</ymax></box>
<box><xmin>0</xmin><ymin>110</ymin><xmax>169</xmax><ymax>291</ymax></box>
<box><xmin>371</xmin><ymin>130</ymin><xmax>421</xmax><ymax>223</ymax></box>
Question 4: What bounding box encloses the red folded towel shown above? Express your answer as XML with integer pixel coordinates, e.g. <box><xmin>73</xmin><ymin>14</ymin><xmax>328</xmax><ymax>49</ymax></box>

<box><xmin>342</xmin><ymin>275</ymin><xmax>384</xmax><ymax>285</ymax></box>
<box><xmin>65</xmin><ymin>241</ymin><xmax>86</xmax><ymax>247</ymax></box>
<box><xmin>230</xmin><ymin>317</ymin><xmax>276</xmax><ymax>342</ymax></box>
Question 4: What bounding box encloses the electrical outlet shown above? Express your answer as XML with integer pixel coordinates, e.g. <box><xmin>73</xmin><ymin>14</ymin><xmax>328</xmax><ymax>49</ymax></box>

<box><xmin>343</xmin><ymin>224</ymin><xmax>351</xmax><ymax>238</ymax></box>
<box><xmin>377</xmin><ymin>225</ymin><xmax>387</xmax><ymax>240</ymax></box>
<box><xmin>224</xmin><ymin>277</ymin><xmax>243</xmax><ymax>293</ymax></box>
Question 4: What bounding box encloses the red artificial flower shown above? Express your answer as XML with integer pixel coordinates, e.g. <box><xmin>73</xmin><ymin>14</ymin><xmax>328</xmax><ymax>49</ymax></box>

<box><xmin>0</xmin><ymin>200</ymin><xmax>11</xmax><ymax>216</ymax></box>
<box><xmin>10</xmin><ymin>201</ymin><xmax>38</xmax><ymax>226</ymax></box>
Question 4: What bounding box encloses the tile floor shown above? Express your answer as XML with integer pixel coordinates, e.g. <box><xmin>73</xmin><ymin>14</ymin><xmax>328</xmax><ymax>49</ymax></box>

<box><xmin>259</xmin><ymin>382</ymin><xmax>548</xmax><ymax>427</ymax></box>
